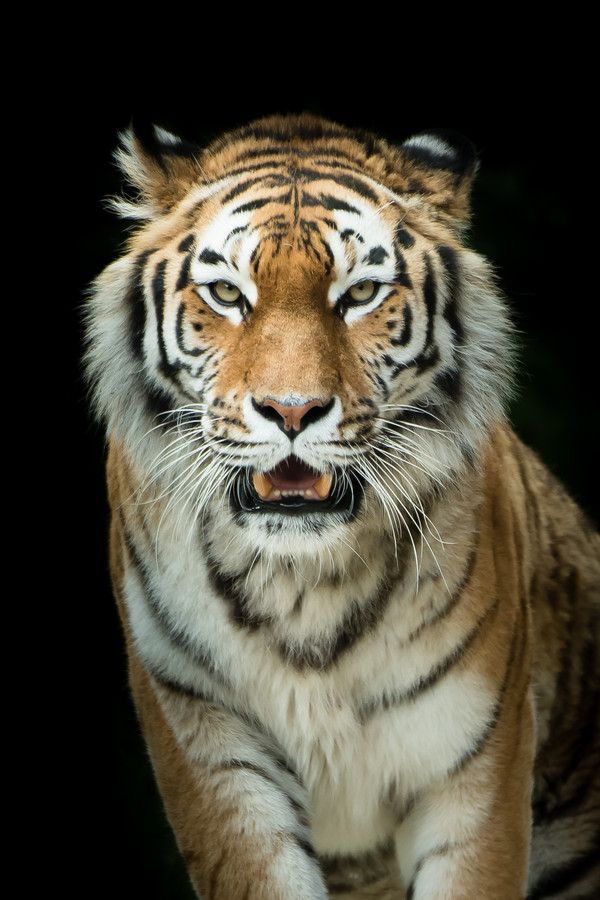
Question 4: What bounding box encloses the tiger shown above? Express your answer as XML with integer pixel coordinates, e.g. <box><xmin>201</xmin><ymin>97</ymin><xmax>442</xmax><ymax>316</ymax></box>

<box><xmin>85</xmin><ymin>114</ymin><xmax>600</xmax><ymax>899</ymax></box>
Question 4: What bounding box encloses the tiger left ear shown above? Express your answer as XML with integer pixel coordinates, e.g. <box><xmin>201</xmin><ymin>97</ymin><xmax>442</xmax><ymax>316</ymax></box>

<box><xmin>109</xmin><ymin>121</ymin><xmax>203</xmax><ymax>220</ymax></box>
<box><xmin>397</xmin><ymin>130</ymin><xmax>479</xmax><ymax>224</ymax></box>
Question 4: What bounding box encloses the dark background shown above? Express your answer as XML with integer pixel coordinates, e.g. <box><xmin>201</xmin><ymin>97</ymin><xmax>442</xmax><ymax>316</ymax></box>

<box><xmin>66</xmin><ymin>78</ymin><xmax>597</xmax><ymax>898</ymax></box>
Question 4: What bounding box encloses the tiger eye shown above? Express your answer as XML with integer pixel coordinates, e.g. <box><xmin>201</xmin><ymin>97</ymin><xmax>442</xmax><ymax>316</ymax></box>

<box><xmin>210</xmin><ymin>281</ymin><xmax>242</xmax><ymax>305</ymax></box>
<box><xmin>348</xmin><ymin>280</ymin><xmax>377</xmax><ymax>303</ymax></box>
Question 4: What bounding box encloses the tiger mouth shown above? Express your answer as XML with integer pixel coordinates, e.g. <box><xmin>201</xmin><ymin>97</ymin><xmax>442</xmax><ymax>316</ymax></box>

<box><xmin>251</xmin><ymin>457</ymin><xmax>333</xmax><ymax>502</ymax></box>
<box><xmin>231</xmin><ymin>456</ymin><xmax>364</xmax><ymax>518</ymax></box>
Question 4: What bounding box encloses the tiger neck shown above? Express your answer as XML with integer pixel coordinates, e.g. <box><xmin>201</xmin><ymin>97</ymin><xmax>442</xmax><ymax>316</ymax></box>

<box><xmin>195</xmin><ymin>465</ymin><xmax>485</xmax><ymax>644</ymax></box>
<box><xmin>115</xmin><ymin>436</ymin><xmax>485</xmax><ymax>648</ymax></box>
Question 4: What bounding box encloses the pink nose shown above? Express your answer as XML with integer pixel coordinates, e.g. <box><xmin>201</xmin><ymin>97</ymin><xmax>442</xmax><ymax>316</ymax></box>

<box><xmin>252</xmin><ymin>397</ymin><xmax>334</xmax><ymax>434</ymax></box>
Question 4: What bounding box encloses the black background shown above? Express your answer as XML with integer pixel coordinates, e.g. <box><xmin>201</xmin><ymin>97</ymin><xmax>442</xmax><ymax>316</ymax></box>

<box><xmin>65</xmin><ymin>73</ymin><xmax>597</xmax><ymax>898</ymax></box>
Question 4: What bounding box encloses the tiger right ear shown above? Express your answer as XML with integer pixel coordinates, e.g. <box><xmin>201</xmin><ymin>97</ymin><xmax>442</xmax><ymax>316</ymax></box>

<box><xmin>396</xmin><ymin>130</ymin><xmax>479</xmax><ymax>224</ymax></box>
<box><xmin>109</xmin><ymin>121</ymin><xmax>203</xmax><ymax>220</ymax></box>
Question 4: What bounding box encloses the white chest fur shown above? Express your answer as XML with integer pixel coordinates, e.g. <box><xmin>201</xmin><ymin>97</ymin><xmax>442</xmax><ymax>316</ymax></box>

<box><xmin>122</xmin><ymin>499</ymin><xmax>495</xmax><ymax>857</ymax></box>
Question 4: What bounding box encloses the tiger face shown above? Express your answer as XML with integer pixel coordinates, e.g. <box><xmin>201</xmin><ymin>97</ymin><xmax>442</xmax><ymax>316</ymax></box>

<box><xmin>87</xmin><ymin>116</ymin><xmax>513</xmax><ymax>554</ymax></box>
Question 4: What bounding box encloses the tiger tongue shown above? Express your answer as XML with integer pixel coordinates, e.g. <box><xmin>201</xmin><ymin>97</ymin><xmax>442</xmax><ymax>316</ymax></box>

<box><xmin>252</xmin><ymin>457</ymin><xmax>334</xmax><ymax>501</ymax></box>
<box><xmin>268</xmin><ymin>456</ymin><xmax>319</xmax><ymax>490</ymax></box>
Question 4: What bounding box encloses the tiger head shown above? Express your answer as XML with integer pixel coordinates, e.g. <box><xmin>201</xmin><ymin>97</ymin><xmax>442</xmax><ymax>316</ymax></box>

<box><xmin>86</xmin><ymin>115</ymin><xmax>513</xmax><ymax>556</ymax></box>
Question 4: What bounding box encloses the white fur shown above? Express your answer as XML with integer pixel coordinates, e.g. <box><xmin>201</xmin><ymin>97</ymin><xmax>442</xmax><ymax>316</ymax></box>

<box><xmin>402</xmin><ymin>134</ymin><xmax>456</xmax><ymax>162</ymax></box>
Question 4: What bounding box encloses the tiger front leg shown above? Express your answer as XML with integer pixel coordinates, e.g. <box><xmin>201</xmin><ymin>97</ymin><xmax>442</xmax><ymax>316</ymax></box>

<box><xmin>128</xmin><ymin>655</ymin><xmax>328</xmax><ymax>900</ymax></box>
<box><xmin>394</xmin><ymin>689</ymin><xmax>536</xmax><ymax>899</ymax></box>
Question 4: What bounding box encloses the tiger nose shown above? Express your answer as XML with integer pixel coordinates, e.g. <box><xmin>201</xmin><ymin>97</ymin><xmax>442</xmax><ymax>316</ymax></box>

<box><xmin>251</xmin><ymin>397</ymin><xmax>334</xmax><ymax>435</ymax></box>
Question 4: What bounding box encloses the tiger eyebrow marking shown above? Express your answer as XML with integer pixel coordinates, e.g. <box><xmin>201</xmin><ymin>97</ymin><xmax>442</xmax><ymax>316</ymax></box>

<box><xmin>340</xmin><ymin>228</ymin><xmax>364</xmax><ymax>243</ymax></box>
<box><xmin>363</xmin><ymin>246</ymin><xmax>389</xmax><ymax>265</ymax></box>
<box><xmin>198</xmin><ymin>248</ymin><xmax>227</xmax><ymax>266</ymax></box>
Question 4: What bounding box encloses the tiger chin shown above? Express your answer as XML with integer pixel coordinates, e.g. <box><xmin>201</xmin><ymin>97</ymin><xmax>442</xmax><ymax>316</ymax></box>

<box><xmin>85</xmin><ymin>115</ymin><xmax>599</xmax><ymax>899</ymax></box>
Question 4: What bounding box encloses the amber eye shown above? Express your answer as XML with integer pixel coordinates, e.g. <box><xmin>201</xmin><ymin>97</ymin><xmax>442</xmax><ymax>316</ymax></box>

<box><xmin>209</xmin><ymin>281</ymin><xmax>242</xmax><ymax>305</ymax></box>
<box><xmin>347</xmin><ymin>280</ymin><xmax>378</xmax><ymax>304</ymax></box>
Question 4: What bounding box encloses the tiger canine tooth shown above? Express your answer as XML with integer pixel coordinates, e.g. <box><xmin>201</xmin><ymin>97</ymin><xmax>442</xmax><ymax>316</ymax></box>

<box><xmin>314</xmin><ymin>472</ymin><xmax>333</xmax><ymax>499</ymax></box>
<box><xmin>252</xmin><ymin>472</ymin><xmax>273</xmax><ymax>500</ymax></box>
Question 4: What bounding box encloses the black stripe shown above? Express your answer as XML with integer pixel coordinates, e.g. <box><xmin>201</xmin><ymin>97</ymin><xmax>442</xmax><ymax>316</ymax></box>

<box><xmin>366</xmin><ymin>369</ymin><xmax>390</xmax><ymax>401</ymax></box>
<box><xmin>177</xmin><ymin>234</ymin><xmax>195</xmax><ymax>253</ymax></box>
<box><xmin>221</xmin><ymin>158</ymin><xmax>290</xmax><ymax>176</ymax></box>
<box><xmin>390</xmin><ymin>343</ymin><xmax>441</xmax><ymax>381</ymax></box>
<box><xmin>533</xmin><ymin>625</ymin><xmax>599</xmax><ymax>824</ymax></box>
<box><xmin>175</xmin><ymin>302</ymin><xmax>205</xmax><ymax>357</ymax></box>
<box><xmin>422</xmin><ymin>253</ymin><xmax>437</xmax><ymax>351</ymax></box>
<box><xmin>233</xmin><ymin>146</ymin><xmax>299</xmax><ymax>161</ymax></box>
<box><xmin>198</xmin><ymin>248</ymin><xmax>226</xmax><ymax>266</ymax></box>
<box><xmin>128</xmin><ymin>249</ymin><xmax>155</xmax><ymax>360</ymax></box>
<box><xmin>319</xmin><ymin>233</ymin><xmax>335</xmax><ymax>273</ymax></box>
<box><xmin>302</xmin><ymin>192</ymin><xmax>360</xmax><ymax>213</ymax></box>
<box><xmin>279</xmin><ymin>569</ymin><xmax>402</xmax><ymax>670</ymax></box>
<box><xmin>387</xmin><ymin>404</ymin><xmax>445</xmax><ymax>429</ymax></box>
<box><xmin>221</xmin><ymin>174</ymin><xmax>289</xmax><ymax>203</ymax></box>
<box><xmin>122</xmin><ymin>523</ymin><xmax>228</xmax><ymax>684</ymax></box>
<box><xmin>405</xmin><ymin>540</ymin><xmax>477</xmax><ymax>644</ymax></box>
<box><xmin>364</xmin><ymin>245</ymin><xmax>388</xmax><ymax>265</ymax></box>
<box><xmin>150</xmin><ymin>671</ymin><xmax>213</xmax><ymax>703</ymax></box>
<box><xmin>510</xmin><ymin>445</ymin><xmax>542</xmax><ymax>539</ymax></box>
<box><xmin>416</xmin><ymin>344</ymin><xmax>441</xmax><ymax>374</ymax></box>
<box><xmin>215</xmin><ymin>759</ymin><xmax>308</xmax><ymax>822</ymax></box>
<box><xmin>151</xmin><ymin>258</ymin><xmax>176</xmax><ymax>380</ymax></box>
<box><xmin>392</xmin><ymin>243</ymin><xmax>413</xmax><ymax>289</ymax></box>
<box><xmin>143</xmin><ymin>380</ymin><xmax>175</xmax><ymax>421</ymax></box>
<box><xmin>244</xmin><ymin>124</ymin><xmax>350</xmax><ymax>143</ymax></box>
<box><xmin>359</xmin><ymin>594</ymin><xmax>500</xmax><ymax>722</ymax></box>
<box><xmin>449</xmin><ymin>599</ymin><xmax>525</xmax><ymax>775</ymax></box>
<box><xmin>327</xmin><ymin>171</ymin><xmax>378</xmax><ymax>200</ymax></box>
<box><xmin>437</xmin><ymin>244</ymin><xmax>464</xmax><ymax>346</ymax></box>
<box><xmin>395</xmin><ymin>225</ymin><xmax>415</xmax><ymax>249</ymax></box>
<box><xmin>233</xmin><ymin>191</ymin><xmax>292</xmax><ymax>214</ymax></box>
<box><xmin>291</xmin><ymin>168</ymin><xmax>378</xmax><ymax>201</ymax></box>
<box><xmin>175</xmin><ymin>251</ymin><xmax>192</xmax><ymax>292</ymax></box>
<box><xmin>390</xmin><ymin>304</ymin><xmax>413</xmax><ymax>346</ymax></box>
<box><xmin>225</xmin><ymin>224</ymin><xmax>249</xmax><ymax>242</ymax></box>
<box><xmin>217</xmin><ymin>758</ymin><xmax>284</xmax><ymax>785</ymax></box>
<box><xmin>527</xmin><ymin>831</ymin><xmax>600</xmax><ymax>898</ymax></box>
<box><xmin>294</xmin><ymin>837</ymin><xmax>318</xmax><ymax>860</ymax></box>
<box><xmin>206</xmin><ymin>557</ymin><xmax>269</xmax><ymax>631</ymax></box>
<box><xmin>434</xmin><ymin>365</ymin><xmax>462</xmax><ymax>403</ymax></box>
<box><xmin>233</xmin><ymin>144</ymin><xmax>362</xmax><ymax>164</ymax></box>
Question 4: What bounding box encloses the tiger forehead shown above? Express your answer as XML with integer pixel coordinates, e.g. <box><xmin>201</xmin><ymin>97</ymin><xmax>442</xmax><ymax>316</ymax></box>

<box><xmin>189</xmin><ymin>165</ymin><xmax>400</xmax><ymax>281</ymax></box>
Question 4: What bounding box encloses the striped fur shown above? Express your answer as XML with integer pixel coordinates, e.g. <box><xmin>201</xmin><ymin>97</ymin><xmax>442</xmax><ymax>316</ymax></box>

<box><xmin>86</xmin><ymin>115</ymin><xmax>599</xmax><ymax>898</ymax></box>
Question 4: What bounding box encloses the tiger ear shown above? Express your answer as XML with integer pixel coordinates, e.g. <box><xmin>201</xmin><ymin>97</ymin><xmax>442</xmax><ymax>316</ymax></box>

<box><xmin>109</xmin><ymin>122</ymin><xmax>202</xmax><ymax>220</ymax></box>
<box><xmin>397</xmin><ymin>130</ymin><xmax>479</xmax><ymax>224</ymax></box>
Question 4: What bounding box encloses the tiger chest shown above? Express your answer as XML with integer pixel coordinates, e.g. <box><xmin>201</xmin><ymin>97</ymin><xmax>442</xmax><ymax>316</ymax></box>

<box><xmin>123</xmin><ymin>543</ymin><xmax>495</xmax><ymax>855</ymax></box>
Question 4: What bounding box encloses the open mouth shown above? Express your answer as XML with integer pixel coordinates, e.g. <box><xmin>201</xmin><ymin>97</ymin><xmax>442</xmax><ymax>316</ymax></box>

<box><xmin>231</xmin><ymin>456</ymin><xmax>364</xmax><ymax>518</ymax></box>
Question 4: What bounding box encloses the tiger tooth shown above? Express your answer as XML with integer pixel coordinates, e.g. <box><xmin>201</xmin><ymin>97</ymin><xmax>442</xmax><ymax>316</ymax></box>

<box><xmin>313</xmin><ymin>472</ymin><xmax>333</xmax><ymax>499</ymax></box>
<box><xmin>252</xmin><ymin>472</ymin><xmax>273</xmax><ymax>500</ymax></box>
